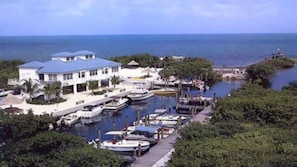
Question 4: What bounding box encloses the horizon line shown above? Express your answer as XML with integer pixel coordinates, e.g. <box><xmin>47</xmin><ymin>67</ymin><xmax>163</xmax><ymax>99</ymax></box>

<box><xmin>1</xmin><ymin>32</ymin><xmax>297</xmax><ymax>37</ymax></box>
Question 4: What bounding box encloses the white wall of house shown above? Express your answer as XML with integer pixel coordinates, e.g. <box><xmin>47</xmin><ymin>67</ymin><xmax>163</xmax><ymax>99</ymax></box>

<box><xmin>19</xmin><ymin>68</ymin><xmax>39</xmax><ymax>81</ymax></box>
<box><xmin>40</xmin><ymin>66</ymin><xmax>120</xmax><ymax>92</ymax></box>
<box><xmin>52</xmin><ymin>57</ymin><xmax>67</xmax><ymax>61</ymax></box>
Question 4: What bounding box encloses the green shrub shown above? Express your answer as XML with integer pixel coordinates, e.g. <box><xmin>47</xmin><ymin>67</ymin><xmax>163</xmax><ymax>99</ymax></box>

<box><xmin>27</xmin><ymin>98</ymin><xmax>66</xmax><ymax>105</ymax></box>
<box><xmin>93</xmin><ymin>90</ymin><xmax>107</xmax><ymax>95</ymax></box>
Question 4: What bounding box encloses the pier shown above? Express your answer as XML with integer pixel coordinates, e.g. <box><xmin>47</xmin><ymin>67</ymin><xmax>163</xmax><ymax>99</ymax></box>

<box><xmin>53</xmin><ymin>91</ymin><xmax>130</xmax><ymax>117</ymax></box>
<box><xmin>131</xmin><ymin>106</ymin><xmax>213</xmax><ymax>167</ymax></box>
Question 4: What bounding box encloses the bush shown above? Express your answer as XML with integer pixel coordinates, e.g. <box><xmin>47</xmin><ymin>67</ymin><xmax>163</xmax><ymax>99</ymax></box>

<box><xmin>27</xmin><ymin>98</ymin><xmax>66</xmax><ymax>105</ymax></box>
<box><xmin>93</xmin><ymin>90</ymin><xmax>107</xmax><ymax>95</ymax></box>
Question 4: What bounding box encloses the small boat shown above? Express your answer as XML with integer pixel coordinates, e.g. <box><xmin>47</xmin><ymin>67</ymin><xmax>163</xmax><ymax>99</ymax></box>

<box><xmin>139</xmin><ymin>109</ymin><xmax>167</xmax><ymax>121</ymax></box>
<box><xmin>100</xmin><ymin>131</ymin><xmax>150</xmax><ymax>152</ymax></box>
<box><xmin>104</xmin><ymin>97</ymin><xmax>129</xmax><ymax>111</ymax></box>
<box><xmin>125</xmin><ymin>126</ymin><xmax>159</xmax><ymax>145</ymax></box>
<box><xmin>57</xmin><ymin>112</ymin><xmax>81</xmax><ymax>127</ymax></box>
<box><xmin>0</xmin><ymin>89</ymin><xmax>13</xmax><ymax>97</ymax></box>
<box><xmin>179</xmin><ymin>97</ymin><xmax>189</xmax><ymax>104</ymax></box>
<box><xmin>151</xmin><ymin>88</ymin><xmax>178</xmax><ymax>96</ymax></box>
<box><xmin>80</xmin><ymin>114</ymin><xmax>103</xmax><ymax>124</ymax></box>
<box><xmin>139</xmin><ymin>113</ymin><xmax>189</xmax><ymax>126</ymax></box>
<box><xmin>127</xmin><ymin>125</ymin><xmax>174</xmax><ymax>139</ymax></box>
<box><xmin>127</xmin><ymin>88</ymin><xmax>154</xmax><ymax>101</ymax></box>
<box><xmin>77</xmin><ymin>104</ymin><xmax>105</xmax><ymax>118</ymax></box>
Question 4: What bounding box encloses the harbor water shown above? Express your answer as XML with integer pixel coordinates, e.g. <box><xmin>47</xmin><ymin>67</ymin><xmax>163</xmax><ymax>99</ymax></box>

<box><xmin>67</xmin><ymin>66</ymin><xmax>296</xmax><ymax>141</ymax></box>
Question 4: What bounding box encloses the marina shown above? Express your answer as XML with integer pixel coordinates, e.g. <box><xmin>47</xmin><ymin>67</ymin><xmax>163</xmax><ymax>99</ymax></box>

<box><xmin>56</xmin><ymin>80</ymin><xmax>238</xmax><ymax>165</ymax></box>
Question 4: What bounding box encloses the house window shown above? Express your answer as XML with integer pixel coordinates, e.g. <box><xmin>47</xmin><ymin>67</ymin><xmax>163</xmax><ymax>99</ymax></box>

<box><xmin>63</xmin><ymin>73</ymin><xmax>73</xmax><ymax>80</ymax></box>
<box><xmin>78</xmin><ymin>71</ymin><xmax>85</xmax><ymax>78</ymax></box>
<box><xmin>90</xmin><ymin>70</ymin><xmax>97</xmax><ymax>76</ymax></box>
<box><xmin>86</xmin><ymin>55</ymin><xmax>93</xmax><ymax>59</ymax></box>
<box><xmin>112</xmin><ymin>67</ymin><xmax>119</xmax><ymax>73</ymax></box>
<box><xmin>66</xmin><ymin>57</ymin><xmax>75</xmax><ymax>61</ymax></box>
<box><xmin>48</xmin><ymin>74</ymin><xmax>57</xmax><ymax>81</ymax></box>
<box><xmin>102</xmin><ymin>68</ymin><xmax>108</xmax><ymax>74</ymax></box>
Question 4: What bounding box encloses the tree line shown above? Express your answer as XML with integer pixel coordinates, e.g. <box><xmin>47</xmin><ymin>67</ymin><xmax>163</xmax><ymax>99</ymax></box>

<box><xmin>0</xmin><ymin>59</ymin><xmax>25</xmax><ymax>88</ymax></box>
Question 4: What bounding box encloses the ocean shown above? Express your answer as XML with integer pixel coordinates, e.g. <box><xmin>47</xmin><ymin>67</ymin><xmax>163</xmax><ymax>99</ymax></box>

<box><xmin>1</xmin><ymin>34</ymin><xmax>297</xmax><ymax>67</ymax></box>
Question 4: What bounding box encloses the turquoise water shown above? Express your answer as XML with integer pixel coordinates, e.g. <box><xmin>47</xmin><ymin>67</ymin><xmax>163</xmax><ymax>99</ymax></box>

<box><xmin>1</xmin><ymin>34</ymin><xmax>297</xmax><ymax>66</ymax></box>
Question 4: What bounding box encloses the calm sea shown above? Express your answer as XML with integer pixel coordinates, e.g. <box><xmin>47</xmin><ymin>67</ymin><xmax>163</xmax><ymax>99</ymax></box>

<box><xmin>1</xmin><ymin>34</ymin><xmax>297</xmax><ymax>66</ymax></box>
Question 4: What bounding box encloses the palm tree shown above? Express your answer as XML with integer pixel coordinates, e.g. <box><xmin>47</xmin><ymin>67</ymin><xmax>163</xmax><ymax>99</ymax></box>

<box><xmin>52</xmin><ymin>81</ymin><xmax>62</xmax><ymax>101</ymax></box>
<box><xmin>110</xmin><ymin>75</ymin><xmax>121</xmax><ymax>88</ymax></box>
<box><xmin>21</xmin><ymin>78</ymin><xmax>40</xmax><ymax>102</ymax></box>
<box><xmin>43</xmin><ymin>83</ymin><xmax>55</xmax><ymax>103</ymax></box>
<box><xmin>159</xmin><ymin>67</ymin><xmax>173</xmax><ymax>88</ymax></box>
<box><xmin>88</xmin><ymin>80</ymin><xmax>98</xmax><ymax>95</ymax></box>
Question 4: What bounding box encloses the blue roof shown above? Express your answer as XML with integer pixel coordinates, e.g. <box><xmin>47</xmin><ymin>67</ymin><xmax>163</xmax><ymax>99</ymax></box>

<box><xmin>135</xmin><ymin>126</ymin><xmax>159</xmax><ymax>133</ymax></box>
<box><xmin>18</xmin><ymin>61</ymin><xmax>45</xmax><ymax>68</ymax></box>
<box><xmin>74</xmin><ymin>50</ymin><xmax>95</xmax><ymax>55</ymax></box>
<box><xmin>51</xmin><ymin>52</ymin><xmax>73</xmax><ymax>57</ymax></box>
<box><xmin>51</xmin><ymin>50</ymin><xmax>95</xmax><ymax>57</ymax></box>
<box><xmin>36</xmin><ymin>58</ymin><xmax>121</xmax><ymax>74</ymax></box>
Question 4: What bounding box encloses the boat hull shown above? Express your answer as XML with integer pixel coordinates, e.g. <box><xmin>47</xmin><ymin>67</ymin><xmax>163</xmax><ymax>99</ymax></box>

<box><xmin>100</xmin><ymin>140</ymin><xmax>150</xmax><ymax>152</ymax></box>
<box><xmin>77</xmin><ymin>105</ymin><xmax>105</xmax><ymax>118</ymax></box>
<box><xmin>127</xmin><ymin>92</ymin><xmax>154</xmax><ymax>101</ymax></box>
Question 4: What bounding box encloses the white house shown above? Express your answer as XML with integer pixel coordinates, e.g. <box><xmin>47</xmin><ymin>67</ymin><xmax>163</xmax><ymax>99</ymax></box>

<box><xmin>18</xmin><ymin>50</ymin><xmax>121</xmax><ymax>94</ymax></box>
<box><xmin>213</xmin><ymin>67</ymin><xmax>247</xmax><ymax>80</ymax></box>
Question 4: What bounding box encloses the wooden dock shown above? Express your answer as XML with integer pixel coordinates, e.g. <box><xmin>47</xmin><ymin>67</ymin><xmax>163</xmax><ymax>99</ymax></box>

<box><xmin>52</xmin><ymin>91</ymin><xmax>130</xmax><ymax>117</ymax></box>
<box><xmin>131</xmin><ymin>106</ymin><xmax>213</xmax><ymax>167</ymax></box>
<box><xmin>175</xmin><ymin>103</ymin><xmax>205</xmax><ymax>111</ymax></box>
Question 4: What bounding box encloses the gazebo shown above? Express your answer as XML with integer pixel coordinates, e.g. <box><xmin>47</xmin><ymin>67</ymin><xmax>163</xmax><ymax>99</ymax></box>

<box><xmin>127</xmin><ymin>60</ymin><xmax>139</xmax><ymax>68</ymax></box>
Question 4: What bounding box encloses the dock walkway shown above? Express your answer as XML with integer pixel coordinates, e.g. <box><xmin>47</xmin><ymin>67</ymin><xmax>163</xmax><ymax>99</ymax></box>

<box><xmin>131</xmin><ymin>106</ymin><xmax>213</xmax><ymax>167</ymax></box>
<box><xmin>53</xmin><ymin>91</ymin><xmax>130</xmax><ymax>117</ymax></box>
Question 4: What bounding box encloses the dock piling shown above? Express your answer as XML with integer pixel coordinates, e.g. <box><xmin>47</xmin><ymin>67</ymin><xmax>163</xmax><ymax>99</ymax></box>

<box><xmin>137</xmin><ymin>110</ymin><xmax>140</xmax><ymax>125</ymax></box>
<box><xmin>125</xmin><ymin>116</ymin><xmax>128</xmax><ymax>128</ymax></box>
<box><xmin>112</xmin><ymin>121</ymin><xmax>116</xmax><ymax>131</ymax></box>
<box><xmin>137</xmin><ymin>143</ymin><xmax>142</xmax><ymax>157</ymax></box>
<box><xmin>157</xmin><ymin>129</ymin><xmax>160</xmax><ymax>140</ymax></box>
<box><xmin>97</xmin><ymin>129</ymin><xmax>101</xmax><ymax>148</ymax></box>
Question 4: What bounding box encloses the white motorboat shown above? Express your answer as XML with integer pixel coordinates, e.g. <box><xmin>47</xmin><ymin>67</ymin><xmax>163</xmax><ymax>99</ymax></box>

<box><xmin>179</xmin><ymin>97</ymin><xmax>189</xmax><ymax>104</ymax></box>
<box><xmin>151</xmin><ymin>87</ymin><xmax>178</xmax><ymax>96</ymax></box>
<box><xmin>0</xmin><ymin>89</ymin><xmax>13</xmax><ymax>97</ymax></box>
<box><xmin>138</xmin><ymin>114</ymin><xmax>189</xmax><ymax>126</ymax></box>
<box><xmin>127</xmin><ymin>88</ymin><xmax>154</xmax><ymax>101</ymax></box>
<box><xmin>125</xmin><ymin>126</ymin><xmax>159</xmax><ymax>145</ymax></box>
<box><xmin>100</xmin><ymin>131</ymin><xmax>150</xmax><ymax>152</ymax></box>
<box><xmin>57</xmin><ymin>112</ymin><xmax>81</xmax><ymax>127</ymax></box>
<box><xmin>104</xmin><ymin>97</ymin><xmax>129</xmax><ymax>111</ymax></box>
<box><xmin>127</xmin><ymin>125</ymin><xmax>174</xmax><ymax>139</ymax></box>
<box><xmin>155</xmin><ymin>114</ymin><xmax>188</xmax><ymax>122</ymax></box>
<box><xmin>139</xmin><ymin>109</ymin><xmax>167</xmax><ymax>122</ymax></box>
<box><xmin>77</xmin><ymin>104</ymin><xmax>105</xmax><ymax>118</ymax></box>
<box><xmin>80</xmin><ymin>114</ymin><xmax>103</xmax><ymax>124</ymax></box>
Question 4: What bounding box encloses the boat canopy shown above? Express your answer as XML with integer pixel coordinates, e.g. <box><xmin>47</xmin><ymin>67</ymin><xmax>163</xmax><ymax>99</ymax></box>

<box><xmin>135</xmin><ymin>126</ymin><xmax>159</xmax><ymax>133</ymax></box>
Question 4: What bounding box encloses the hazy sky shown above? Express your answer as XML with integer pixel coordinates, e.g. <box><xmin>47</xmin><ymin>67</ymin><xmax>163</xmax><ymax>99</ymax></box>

<box><xmin>1</xmin><ymin>0</ymin><xmax>296</xmax><ymax>35</ymax></box>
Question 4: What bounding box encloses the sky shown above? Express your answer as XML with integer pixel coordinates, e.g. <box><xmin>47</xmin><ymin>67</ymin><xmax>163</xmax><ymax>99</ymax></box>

<box><xmin>1</xmin><ymin>0</ymin><xmax>297</xmax><ymax>35</ymax></box>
